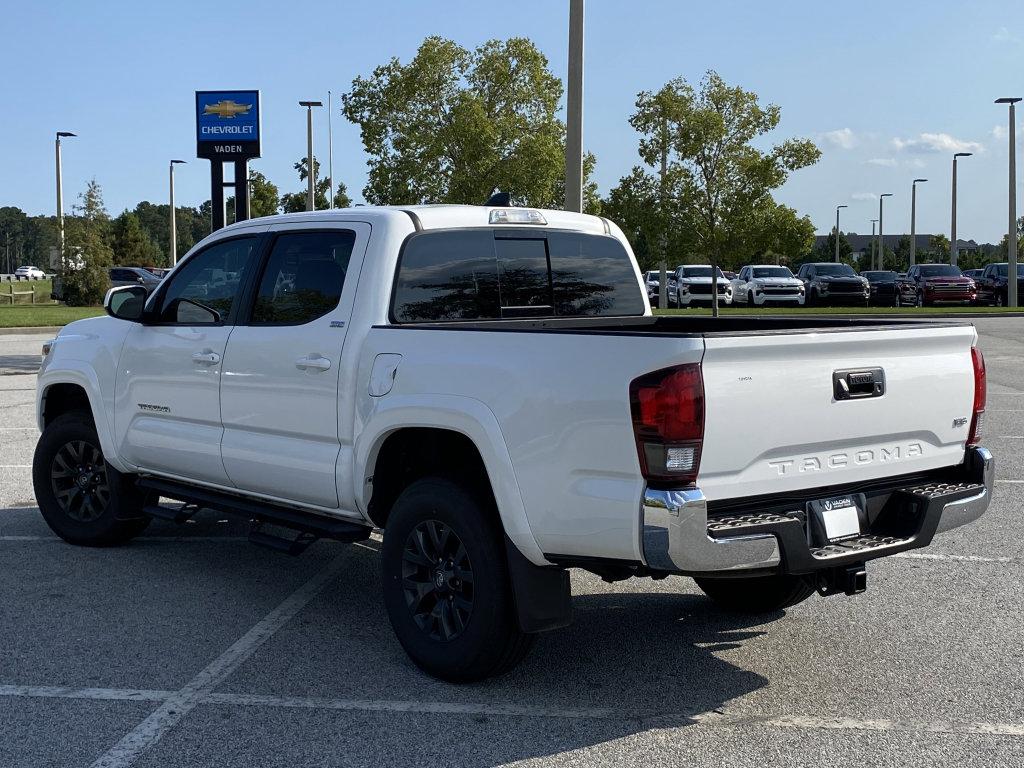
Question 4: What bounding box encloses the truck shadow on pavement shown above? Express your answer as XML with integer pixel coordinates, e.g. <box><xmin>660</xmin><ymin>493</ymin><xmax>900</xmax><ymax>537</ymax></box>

<box><xmin>1</xmin><ymin>509</ymin><xmax>778</xmax><ymax>767</ymax></box>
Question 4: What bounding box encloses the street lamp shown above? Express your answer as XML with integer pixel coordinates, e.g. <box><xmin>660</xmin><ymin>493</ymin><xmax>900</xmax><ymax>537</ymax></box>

<box><xmin>299</xmin><ymin>101</ymin><xmax>323</xmax><ymax>211</ymax></box>
<box><xmin>169</xmin><ymin>160</ymin><xmax>186</xmax><ymax>266</ymax></box>
<box><xmin>910</xmin><ymin>179</ymin><xmax>927</xmax><ymax>268</ymax></box>
<box><xmin>996</xmin><ymin>97</ymin><xmax>1021</xmax><ymax>307</ymax></box>
<box><xmin>870</xmin><ymin>218</ymin><xmax>878</xmax><ymax>268</ymax></box>
<box><xmin>564</xmin><ymin>0</ymin><xmax>585</xmax><ymax>213</ymax></box>
<box><xmin>55</xmin><ymin>131</ymin><xmax>76</xmax><ymax>260</ymax></box>
<box><xmin>877</xmin><ymin>193</ymin><xmax>893</xmax><ymax>270</ymax></box>
<box><xmin>327</xmin><ymin>90</ymin><xmax>334</xmax><ymax>209</ymax></box>
<box><xmin>951</xmin><ymin>151</ymin><xmax>972</xmax><ymax>266</ymax></box>
<box><xmin>835</xmin><ymin>205</ymin><xmax>848</xmax><ymax>262</ymax></box>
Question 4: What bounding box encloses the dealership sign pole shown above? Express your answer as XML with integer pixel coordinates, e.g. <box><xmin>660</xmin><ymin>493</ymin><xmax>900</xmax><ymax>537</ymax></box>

<box><xmin>196</xmin><ymin>91</ymin><xmax>261</xmax><ymax>231</ymax></box>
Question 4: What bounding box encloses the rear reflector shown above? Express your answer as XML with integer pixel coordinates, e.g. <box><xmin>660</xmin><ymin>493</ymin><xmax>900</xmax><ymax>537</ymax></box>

<box><xmin>630</xmin><ymin>363</ymin><xmax>704</xmax><ymax>485</ymax></box>
<box><xmin>967</xmin><ymin>346</ymin><xmax>986</xmax><ymax>447</ymax></box>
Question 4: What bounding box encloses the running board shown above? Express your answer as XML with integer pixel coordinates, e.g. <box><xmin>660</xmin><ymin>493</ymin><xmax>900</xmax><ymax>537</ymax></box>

<box><xmin>137</xmin><ymin>476</ymin><xmax>371</xmax><ymax>546</ymax></box>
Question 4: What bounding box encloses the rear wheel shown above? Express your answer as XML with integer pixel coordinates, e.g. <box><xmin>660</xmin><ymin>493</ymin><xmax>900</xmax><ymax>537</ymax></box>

<box><xmin>32</xmin><ymin>411</ymin><xmax>150</xmax><ymax>546</ymax></box>
<box><xmin>996</xmin><ymin>291</ymin><xmax>1005</xmax><ymax>307</ymax></box>
<box><xmin>694</xmin><ymin>573</ymin><xmax>816</xmax><ymax>614</ymax></box>
<box><xmin>381</xmin><ymin>477</ymin><xmax>533</xmax><ymax>682</ymax></box>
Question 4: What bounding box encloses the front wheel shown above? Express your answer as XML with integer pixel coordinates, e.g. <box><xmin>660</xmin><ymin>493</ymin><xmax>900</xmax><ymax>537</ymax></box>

<box><xmin>694</xmin><ymin>573</ymin><xmax>816</xmax><ymax>614</ymax></box>
<box><xmin>381</xmin><ymin>477</ymin><xmax>533</xmax><ymax>682</ymax></box>
<box><xmin>32</xmin><ymin>411</ymin><xmax>150</xmax><ymax>546</ymax></box>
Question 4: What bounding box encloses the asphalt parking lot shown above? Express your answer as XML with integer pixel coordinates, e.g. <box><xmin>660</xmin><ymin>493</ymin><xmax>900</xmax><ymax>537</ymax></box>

<box><xmin>1</xmin><ymin>321</ymin><xmax>1022</xmax><ymax>768</ymax></box>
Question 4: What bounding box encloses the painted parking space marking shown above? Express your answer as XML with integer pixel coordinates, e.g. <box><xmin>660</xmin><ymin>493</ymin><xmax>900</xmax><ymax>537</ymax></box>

<box><xmin>88</xmin><ymin>552</ymin><xmax>350</xmax><ymax>768</ymax></box>
<box><xmin>1</xmin><ymin>684</ymin><xmax>1022</xmax><ymax>738</ymax></box>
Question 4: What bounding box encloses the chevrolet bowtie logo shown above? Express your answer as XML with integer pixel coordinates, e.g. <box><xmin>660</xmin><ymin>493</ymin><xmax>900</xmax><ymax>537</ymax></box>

<box><xmin>203</xmin><ymin>100</ymin><xmax>252</xmax><ymax>119</ymax></box>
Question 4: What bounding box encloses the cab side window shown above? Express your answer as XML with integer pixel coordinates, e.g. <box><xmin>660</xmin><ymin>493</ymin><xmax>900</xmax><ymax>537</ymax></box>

<box><xmin>158</xmin><ymin>236</ymin><xmax>257</xmax><ymax>324</ymax></box>
<box><xmin>249</xmin><ymin>230</ymin><xmax>356</xmax><ymax>325</ymax></box>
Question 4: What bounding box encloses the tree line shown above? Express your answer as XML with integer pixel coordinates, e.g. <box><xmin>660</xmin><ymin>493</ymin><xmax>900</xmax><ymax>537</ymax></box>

<box><xmin>7</xmin><ymin>34</ymin><xmax>1016</xmax><ymax>304</ymax></box>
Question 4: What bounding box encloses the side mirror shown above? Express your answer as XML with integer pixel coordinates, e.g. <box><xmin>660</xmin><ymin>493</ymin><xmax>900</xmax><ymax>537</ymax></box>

<box><xmin>104</xmin><ymin>285</ymin><xmax>147</xmax><ymax>322</ymax></box>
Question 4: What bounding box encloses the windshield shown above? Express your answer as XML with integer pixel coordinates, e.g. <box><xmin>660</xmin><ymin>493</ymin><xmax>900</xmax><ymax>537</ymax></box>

<box><xmin>994</xmin><ymin>264</ymin><xmax>1024</xmax><ymax>277</ymax></box>
<box><xmin>862</xmin><ymin>271</ymin><xmax>897</xmax><ymax>282</ymax></box>
<box><xmin>814</xmin><ymin>264</ymin><xmax>856</xmax><ymax>277</ymax></box>
<box><xmin>918</xmin><ymin>265</ymin><xmax>962</xmax><ymax>277</ymax></box>
<box><xmin>752</xmin><ymin>267</ymin><xmax>793</xmax><ymax>279</ymax></box>
<box><xmin>680</xmin><ymin>267</ymin><xmax>725</xmax><ymax>279</ymax></box>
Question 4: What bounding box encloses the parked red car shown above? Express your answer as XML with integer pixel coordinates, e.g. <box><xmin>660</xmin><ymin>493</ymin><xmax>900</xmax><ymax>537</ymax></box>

<box><xmin>896</xmin><ymin>264</ymin><xmax>976</xmax><ymax>306</ymax></box>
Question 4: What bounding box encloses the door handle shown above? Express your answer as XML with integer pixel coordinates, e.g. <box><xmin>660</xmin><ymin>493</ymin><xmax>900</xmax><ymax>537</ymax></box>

<box><xmin>295</xmin><ymin>354</ymin><xmax>332</xmax><ymax>372</ymax></box>
<box><xmin>191</xmin><ymin>350</ymin><xmax>221</xmax><ymax>366</ymax></box>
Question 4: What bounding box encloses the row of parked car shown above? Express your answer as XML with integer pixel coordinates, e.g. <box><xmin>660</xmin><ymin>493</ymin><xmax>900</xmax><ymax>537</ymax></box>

<box><xmin>645</xmin><ymin>261</ymin><xmax>1024</xmax><ymax>308</ymax></box>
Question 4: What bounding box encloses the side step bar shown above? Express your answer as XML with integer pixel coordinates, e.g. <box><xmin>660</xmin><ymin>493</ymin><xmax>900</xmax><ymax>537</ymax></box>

<box><xmin>137</xmin><ymin>477</ymin><xmax>371</xmax><ymax>551</ymax></box>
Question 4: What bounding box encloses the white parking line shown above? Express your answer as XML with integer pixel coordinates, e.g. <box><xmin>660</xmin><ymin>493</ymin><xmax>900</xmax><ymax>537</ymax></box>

<box><xmin>997</xmin><ymin>479</ymin><xmax>1024</xmax><ymax>484</ymax></box>
<box><xmin>894</xmin><ymin>552</ymin><xmax>1014</xmax><ymax>564</ymax></box>
<box><xmin>1</xmin><ymin>684</ymin><xmax>1022</xmax><ymax>737</ymax></box>
<box><xmin>88</xmin><ymin>552</ymin><xmax>350</xmax><ymax>768</ymax></box>
<box><xmin>0</xmin><ymin>465</ymin><xmax>31</xmax><ymax>468</ymax></box>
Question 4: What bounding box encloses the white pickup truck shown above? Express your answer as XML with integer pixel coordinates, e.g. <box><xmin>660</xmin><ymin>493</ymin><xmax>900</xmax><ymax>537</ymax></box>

<box><xmin>33</xmin><ymin>205</ymin><xmax>992</xmax><ymax>682</ymax></box>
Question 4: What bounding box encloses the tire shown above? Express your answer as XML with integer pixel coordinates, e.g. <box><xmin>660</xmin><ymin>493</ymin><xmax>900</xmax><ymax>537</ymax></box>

<box><xmin>381</xmin><ymin>477</ymin><xmax>534</xmax><ymax>682</ymax></box>
<box><xmin>694</xmin><ymin>573</ymin><xmax>816</xmax><ymax>614</ymax></box>
<box><xmin>32</xmin><ymin>411</ymin><xmax>150</xmax><ymax>546</ymax></box>
<box><xmin>747</xmin><ymin>290</ymin><xmax>755</xmax><ymax>307</ymax></box>
<box><xmin>915</xmin><ymin>291</ymin><xmax>925</xmax><ymax>308</ymax></box>
<box><xmin>806</xmin><ymin>288</ymin><xmax>817</xmax><ymax>307</ymax></box>
<box><xmin>997</xmin><ymin>292</ymin><xmax>1005</xmax><ymax>308</ymax></box>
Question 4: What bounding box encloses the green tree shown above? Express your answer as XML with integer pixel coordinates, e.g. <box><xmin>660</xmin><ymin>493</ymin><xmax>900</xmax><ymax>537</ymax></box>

<box><xmin>62</xmin><ymin>179</ymin><xmax>112</xmax><ymax>306</ymax></box>
<box><xmin>809</xmin><ymin>229</ymin><xmax>854</xmax><ymax>266</ymax></box>
<box><xmin>606</xmin><ymin>71</ymin><xmax>820</xmax><ymax>275</ymax></box>
<box><xmin>342</xmin><ymin>35</ymin><xmax>597</xmax><ymax>211</ymax></box>
<box><xmin>927</xmin><ymin>234</ymin><xmax>950</xmax><ymax>263</ymax></box>
<box><xmin>280</xmin><ymin>157</ymin><xmax>351</xmax><ymax>213</ymax></box>
<box><xmin>227</xmin><ymin>169</ymin><xmax>282</xmax><ymax>222</ymax></box>
<box><xmin>112</xmin><ymin>211</ymin><xmax>162</xmax><ymax>266</ymax></box>
<box><xmin>892</xmin><ymin>234</ymin><xmax>912</xmax><ymax>270</ymax></box>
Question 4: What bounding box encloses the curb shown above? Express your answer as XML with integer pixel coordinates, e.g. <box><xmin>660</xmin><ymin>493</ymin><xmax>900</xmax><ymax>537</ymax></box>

<box><xmin>0</xmin><ymin>326</ymin><xmax>63</xmax><ymax>336</ymax></box>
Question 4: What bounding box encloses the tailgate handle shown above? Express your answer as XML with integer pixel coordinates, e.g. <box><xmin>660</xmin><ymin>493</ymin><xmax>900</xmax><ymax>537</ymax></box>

<box><xmin>833</xmin><ymin>368</ymin><xmax>885</xmax><ymax>400</ymax></box>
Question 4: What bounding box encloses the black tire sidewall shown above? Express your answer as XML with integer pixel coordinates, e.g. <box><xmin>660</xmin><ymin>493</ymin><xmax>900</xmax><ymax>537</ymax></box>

<box><xmin>32</xmin><ymin>412</ymin><xmax>148</xmax><ymax>545</ymax></box>
<box><xmin>381</xmin><ymin>477</ymin><xmax>519</xmax><ymax>682</ymax></box>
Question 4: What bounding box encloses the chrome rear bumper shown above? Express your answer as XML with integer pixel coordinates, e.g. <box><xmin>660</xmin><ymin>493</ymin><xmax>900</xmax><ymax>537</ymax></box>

<box><xmin>642</xmin><ymin>446</ymin><xmax>993</xmax><ymax>575</ymax></box>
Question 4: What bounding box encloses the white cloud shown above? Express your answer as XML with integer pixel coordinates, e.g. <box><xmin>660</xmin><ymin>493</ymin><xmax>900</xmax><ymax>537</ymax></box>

<box><xmin>908</xmin><ymin>158</ymin><xmax>927</xmax><ymax>169</ymax></box>
<box><xmin>852</xmin><ymin>192</ymin><xmax>877</xmax><ymax>201</ymax></box>
<box><xmin>993</xmin><ymin>124</ymin><xmax>1008</xmax><ymax>140</ymax></box>
<box><xmin>865</xmin><ymin>157</ymin><xmax>896</xmax><ymax>167</ymax></box>
<box><xmin>820</xmin><ymin>128</ymin><xmax>857</xmax><ymax>149</ymax></box>
<box><xmin>892</xmin><ymin>132</ymin><xmax>984</xmax><ymax>154</ymax></box>
<box><xmin>993</xmin><ymin>26</ymin><xmax>1020</xmax><ymax>44</ymax></box>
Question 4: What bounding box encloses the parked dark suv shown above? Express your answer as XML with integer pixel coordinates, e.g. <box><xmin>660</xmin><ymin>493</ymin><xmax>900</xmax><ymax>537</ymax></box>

<box><xmin>896</xmin><ymin>264</ymin><xmax>976</xmax><ymax>306</ymax></box>
<box><xmin>795</xmin><ymin>262</ymin><xmax>870</xmax><ymax>306</ymax></box>
<box><xmin>861</xmin><ymin>270</ymin><xmax>900</xmax><ymax>307</ymax></box>
<box><xmin>973</xmin><ymin>262</ymin><xmax>1024</xmax><ymax>307</ymax></box>
<box><xmin>110</xmin><ymin>266</ymin><xmax>163</xmax><ymax>293</ymax></box>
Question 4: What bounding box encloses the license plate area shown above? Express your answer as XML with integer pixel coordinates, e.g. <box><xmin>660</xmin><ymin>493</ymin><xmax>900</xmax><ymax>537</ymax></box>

<box><xmin>807</xmin><ymin>494</ymin><xmax>867</xmax><ymax>545</ymax></box>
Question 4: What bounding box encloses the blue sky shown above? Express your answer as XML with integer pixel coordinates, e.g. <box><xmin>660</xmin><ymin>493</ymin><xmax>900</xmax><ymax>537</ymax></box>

<box><xmin>2</xmin><ymin>0</ymin><xmax>1022</xmax><ymax>242</ymax></box>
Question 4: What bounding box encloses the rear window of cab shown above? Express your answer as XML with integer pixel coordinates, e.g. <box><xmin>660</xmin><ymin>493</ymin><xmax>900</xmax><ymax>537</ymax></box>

<box><xmin>391</xmin><ymin>228</ymin><xmax>646</xmax><ymax>322</ymax></box>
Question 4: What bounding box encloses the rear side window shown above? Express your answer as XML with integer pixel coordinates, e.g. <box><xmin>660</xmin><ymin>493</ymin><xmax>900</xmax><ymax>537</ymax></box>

<box><xmin>250</xmin><ymin>230</ymin><xmax>356</xmax><ymax>325</ymax></box>
<box><xmin>392</xmin><ymin>229</ymin><xmax>644</xmax><ymax>322</ymax></box>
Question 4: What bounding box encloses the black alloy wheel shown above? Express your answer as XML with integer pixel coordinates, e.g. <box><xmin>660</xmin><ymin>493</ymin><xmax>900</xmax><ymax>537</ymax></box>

<box><xmin>401</xmin><ymin>519</ymin><xmax>474</xmax><ymax>642</ymax></box>
<box><xmin>50</xmin><ymin>439</ymin><xmax>110</xmax><ymax>522</ymax></box>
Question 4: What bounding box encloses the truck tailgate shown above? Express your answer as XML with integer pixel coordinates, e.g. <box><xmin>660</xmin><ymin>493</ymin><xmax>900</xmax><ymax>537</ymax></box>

<box><xmin>699</xmin><ymin>323</ymin><xmax>978</xmax><ymax>501</ymax></box>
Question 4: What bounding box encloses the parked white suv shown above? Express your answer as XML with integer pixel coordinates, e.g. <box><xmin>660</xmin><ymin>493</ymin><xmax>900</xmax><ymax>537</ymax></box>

<box><xmin>732</xmin><ymin>265</ymin><xmax>806</xmax><ymax>306</ymax></box>
<box><xmin>33</xmin><ymin>205</ymin><xmax>992</xmax><ymax>681</ymax></box>
<box><xmin>14</xmin><ymin>265</ymin><xmax>46</xmax><ymax>279</ymax></box>
<box><xmin>672</xmin><ymin>264</ymin><xmax>733</xmax><ymax>307</ymax></box>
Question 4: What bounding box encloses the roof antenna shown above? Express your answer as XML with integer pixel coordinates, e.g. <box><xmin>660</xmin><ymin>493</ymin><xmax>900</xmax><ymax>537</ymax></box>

<box><xmin>485</xmin><ymin>191</ymin><xmax>512</xmax><ymax>207</ymax></box>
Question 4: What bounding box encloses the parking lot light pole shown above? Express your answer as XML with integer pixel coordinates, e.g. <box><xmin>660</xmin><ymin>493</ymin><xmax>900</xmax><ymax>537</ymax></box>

<box><xmin>299</xmin><ymin>101</ymin><xmax>323</xmax><ymax>211</ymax></box>
<box><xmin>951</xmin><ymin>152</ymin><xmax>972</xmax><ymax>267</ymax></box>
<box><xmin>169</xmin><ymin>160</ymin><xmax>186</xmax><ymax>266</ymax></box>
<box><xmin>996</xmin><ymin>98</ymin><xmax>1021</xmax><ymax>307</ymax></box>
<box><xmin>877</xmin><ymin>194</ymin><xmax>893</xmax><ymax>270</ymax></box>
<box><xmin>870</xmin><ymin>219</ymin><xmax>878</xmax><ymax>268</ymax></box>
<box><xmin>910</xmin><ymin>179</ymin><xmax>927</xmax><ymax>268</ymax></box>
<box><xmin>835</xmin><ymin>205</ymin><xmax>847</xmax><ymax>262</ymax></box>
<box><xmin>55</xmin><ymin>131</ymin><xmax>76</xmax><ymax>260</ymax></box>
<box><xmin>564</xmin><ymin>0</ymin><xmax>585</xmax><ymax>213</ymax></box>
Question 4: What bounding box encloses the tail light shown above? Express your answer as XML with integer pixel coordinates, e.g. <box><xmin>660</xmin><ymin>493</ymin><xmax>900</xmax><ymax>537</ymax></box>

<box><xmin>629</xmin><ymin>363</ymin><xmax>704</xmax><ymax>485</ymax></box>
<box><xmin>967</xmin><ymin>346</ymin><xmax>986</xmax><ymax>446</ymax></box>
